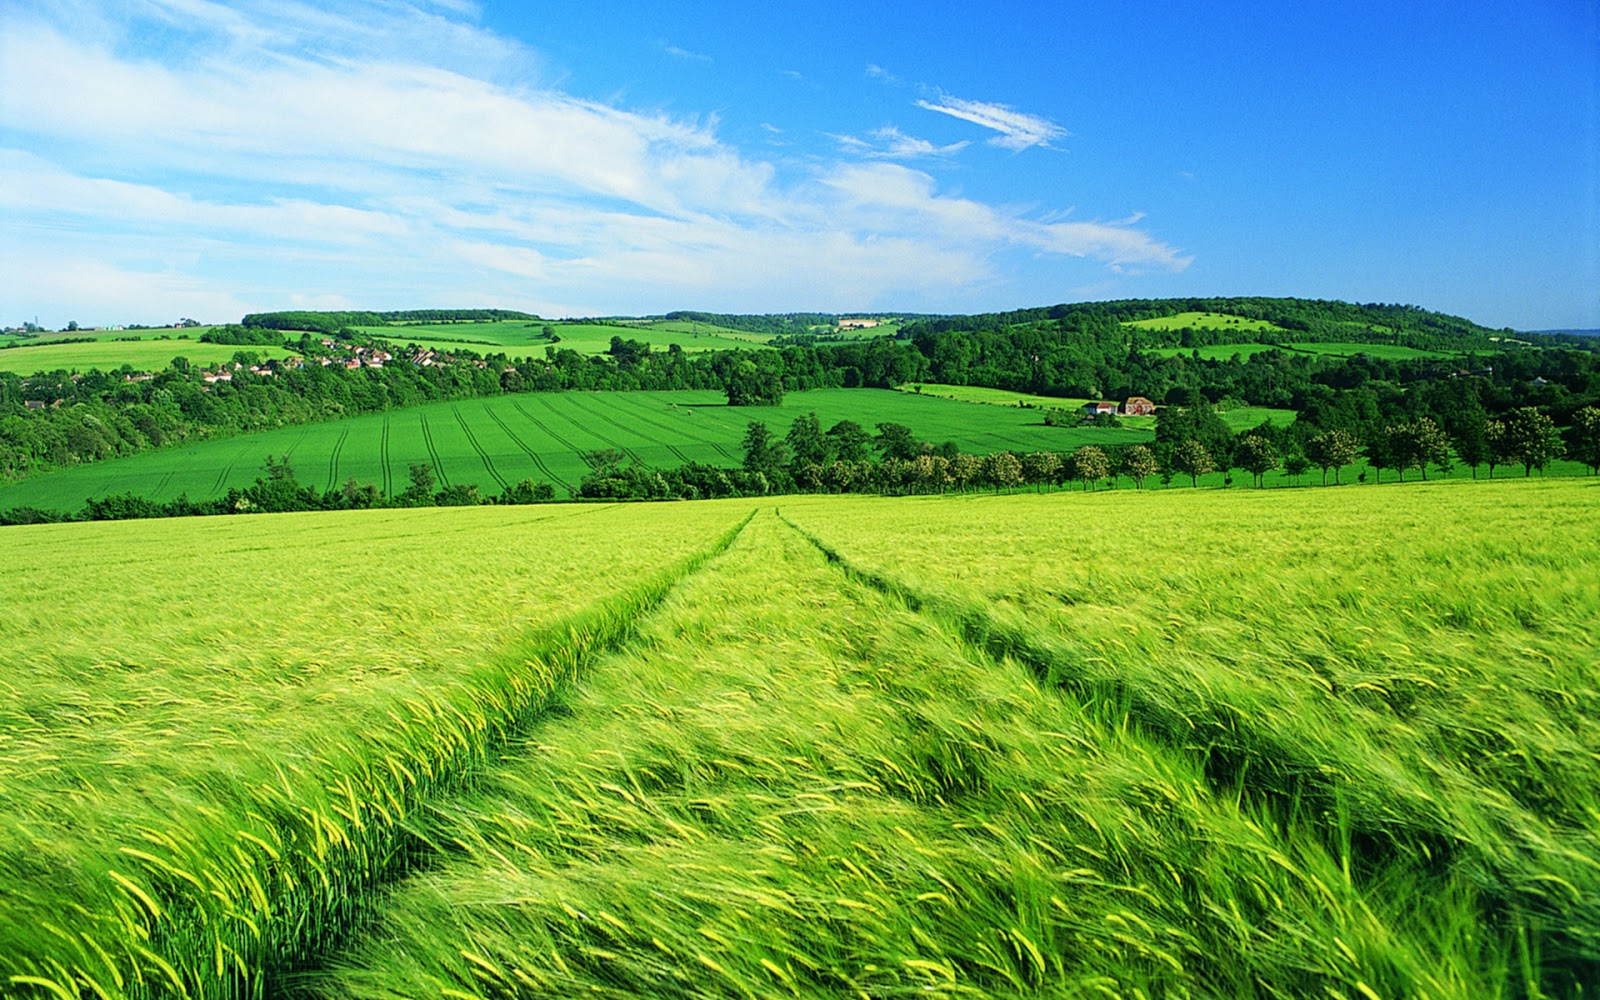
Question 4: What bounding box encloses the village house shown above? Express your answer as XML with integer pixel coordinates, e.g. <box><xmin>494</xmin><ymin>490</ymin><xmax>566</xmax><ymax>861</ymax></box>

<box><xmin>838</xmin><ymin>318</ymin><xmax>880</xmax><ymax>330</ymax></box>
<box><xmin>1123</xmin><ymin>396</ymin><xmax>1156</xmax><ymax>416</ymax></box>
<box><xmin>1083</xmin><ymin>401</ymin><xmax>1119</xmax><ymax>416</ymax></box>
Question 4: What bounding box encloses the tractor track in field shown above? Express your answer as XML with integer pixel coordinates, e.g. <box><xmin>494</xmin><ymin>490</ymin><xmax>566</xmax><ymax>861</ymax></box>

<box><xmin>452</xmin><ymin>404</ymin><xmax>508</xmax><ymax>490</ymax></box>
<box><xmin>604</xmin><ymin>396</ymin><xmax>731</xmax><ymax>463</ymax></box>
<box><xmin>419</xmin><ymin>413</ymin><xmax>450</xmax><ymax>487</ymax></box>
<box><xmin>529</xmin><ymin>394</ymin><xmax>646</xmax><ymax>468</ymax></box>
<box><xmin>510</xmin><ymin>400</ymin><xmax>591</xmax><ymax>464</ymax></box>
<box><xmin>480</xmin><ymin>404</ymin><xmax>575</xmax><ymax>492</ymax></box>
<box><xmin>209</xmin><ymin>451</ymin><xmax>240</xmax><ymax>498</ymax></box>
<box><xmin>564</xmin><ymin>393</ymin><xmax>691</xmax><ymax>464</ymax></box>
<box><xmin>668</xmin><ymin>404</ymin><xmax>743</xmax><ymax>460</ymax></box>
<box><xmin>325</xmin><ymin>428</ymin><xmax>350</xmax><ymax>492</ymax></box>
<box><xmin>773</xmin><ymin>509</ymin><xmax>1599</xmax><ymax>976</ymax></box>
<box><xmin>245</xmin><ymin>509</ymin><xmax>758</xmax><ymax>1000</ymax></box>
<box><xmin>380</xmin><ymin>415</ymin><xmax>393</xmax><ymax>499</ymax></box>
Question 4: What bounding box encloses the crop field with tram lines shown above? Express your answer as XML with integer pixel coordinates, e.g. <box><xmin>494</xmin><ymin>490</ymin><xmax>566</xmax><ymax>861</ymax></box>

<box><xmin>0</xmin><ymin>388</ymin><xmax>1155</xmax><ymax>514</ymax></box>
<box><xmin>1</xmin><ymin>477</ymin><xmax>1596</xmax><ymax>998</ymax></box>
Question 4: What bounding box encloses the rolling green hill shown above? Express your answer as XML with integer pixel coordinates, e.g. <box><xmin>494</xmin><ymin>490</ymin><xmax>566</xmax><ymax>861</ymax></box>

<box><xmin>0</xmin><ymin>339</ymin><xmax>294</xmax><ymax>375</ymax></box>
<box><xmin>358</xmin><ymin>318</ymin><xmax>774</xmax><ymax>356</ymax></box>
<box><xmin>0</xmin><ymin>388</ymin><xmax>1153</xmax><ymax>512</ymax></box>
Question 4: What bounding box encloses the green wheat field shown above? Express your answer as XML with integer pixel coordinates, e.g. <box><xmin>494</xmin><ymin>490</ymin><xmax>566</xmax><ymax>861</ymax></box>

<box><xmin>2</xmin><ymin>478</ymin><xmax>1596</xmax><ymax>997</ymax></box>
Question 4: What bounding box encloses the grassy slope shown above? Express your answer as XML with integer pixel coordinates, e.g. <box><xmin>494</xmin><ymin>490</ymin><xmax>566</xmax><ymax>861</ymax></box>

<box><xmin>357</xmin><ymin>319</ymin><xmax>771</xmax><ymax>356</ymax></box>
<box><xmin>0</xmin><ymin>339</ymin><xmax>293</xmax><ymax>375</ymax></box>
<box><xmin>1145</xmin><ymin>342</ymin><xmax>1464</xmax><ymax>361</ymax></box>
<box><xmin>1123</xmin><ymin>310</ymin><xmax>1285</xmax><ymax>332</ymax></box>
<box><xmin>0</xmin><ymin>389</ymin><xmax>1154</xmax><ymax>512</ymax></box>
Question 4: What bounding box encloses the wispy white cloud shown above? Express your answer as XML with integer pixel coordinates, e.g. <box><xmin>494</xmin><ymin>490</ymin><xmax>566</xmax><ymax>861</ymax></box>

<box><xmin>835</xmin><ymin>126</ymin><xmax>970</xmax><ymax>160</ymax></box>
<box><xmin>0</xmin><ymin>1</ymin><xmax>1182</xmax><ymax>325</ymax></box>
<box><xmin>865</xmin><ymin>64</ymin><xmax>903</xmax><ymax>86</ymax></box>
<box><xmin>915</xmin><ymin>94</ymin><xmax>1067</xmax><ymax>150</ymax></box>
<box><xmin>664</xmin><ymin>42</ymin><xmax>712</xmax><ymax>63</ymax></box>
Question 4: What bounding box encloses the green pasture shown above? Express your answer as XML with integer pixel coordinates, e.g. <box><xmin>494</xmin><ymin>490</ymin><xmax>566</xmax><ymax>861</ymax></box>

<box><xmin>1123</xmin><ymin>310</ymin><xmax>1285</xmax><ymax>332</ymax></box>
<box><xmin>358</xmin><ymin>319</ymin><xmax>773</xmax><ymax>357</ymax></box>
<box><xmin>1144</xmin><ymin>342</ymin><xmax>1295</xmax><ymax>360</ymax></box>
<box><xmin>3</xmin><ymin>480</ymin><xmax>1594</xmax><ymax>996</ymax></box>
<box><xmin>1146</xmin><ymin>341</ymin><xmax>1465</xmax><ymax>361</ymax></box>
<box><xmin>0</xmin><ymin>336</ymin><xmax>289</xmax><ymax>375</ymax></box>
<box><xmin>1218</xmin><ymin>404</ymin><xmax>1296</xmax><ymax>430</ymax></box>
<box><xmin>2</xmin><ymin>327</ymin><xmax>215</xmax><ymax>344</ymax></box>
<box><xmin>0</xmin><ymin>388</ymin><xmax>1153</xmax><ymax>512</ymax></box>
<box><xmin>1286</xmin><ymin>341</ymin><xmax>1464</xmax><ymax>360</ymax></box>
<box><xmin>899</xmin><ymin>382</ymin><xmax>1087</xmax><ymax>409</ymax></box>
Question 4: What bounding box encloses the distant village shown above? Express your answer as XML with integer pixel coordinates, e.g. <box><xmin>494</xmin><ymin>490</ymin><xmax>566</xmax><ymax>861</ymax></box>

<box><xmin>9</xmin><ymin>329</ymin><xmax>505</xmax><ymax>410</ymax></box>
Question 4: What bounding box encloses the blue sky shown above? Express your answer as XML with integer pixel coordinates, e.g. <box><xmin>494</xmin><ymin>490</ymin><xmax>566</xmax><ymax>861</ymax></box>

<box><xmin>2</xmin><ymin>0</ymin><xmax>1595</xmax><ymax>330</ymax></box>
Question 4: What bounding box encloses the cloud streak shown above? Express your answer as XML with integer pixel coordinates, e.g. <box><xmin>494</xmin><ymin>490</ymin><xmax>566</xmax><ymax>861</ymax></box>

<box><xmin>915</xmin><ymin>94</ymin><xmax>1067</xmax><ymax>150</ymax></box>
<box><xmin>834</xmin><ymin>126</ymin><xmax>969</xmax><ymax>160</ymax></box>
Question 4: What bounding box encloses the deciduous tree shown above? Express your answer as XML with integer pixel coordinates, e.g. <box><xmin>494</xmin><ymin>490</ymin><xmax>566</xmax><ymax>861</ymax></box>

<box><xmin>1170</xmin><ymin>439</ymin><xmax>1215</xmax><ymax>487</ymax></box>
<box><xmin>1234</xmin><ymin>434</ymin><xmax>1279</xmax><ymax>487</ymax></box>
<box><xmin>1069</xmin><ymin>445</ymin><xmax>1111</xmax><ymax>490</ymax></box>
<box><xmin>1122</xmin><ymin>444</ymin><xmax>1158</xmax><ymax>489</ymax></box>
<box><xmin>1306</xmin><ymin>428</ymin><xmax>1358</xmax><ymax>485</ymax></box>
<box><xmin>1567</xmin><ymin>406</ymin><xmax>1600</xmax><ymax>475</ymax></box>
<box><xmin>1503</xmin><ymin>406</ymin><xmax>1561</xmax><ymax>477</ymax></box>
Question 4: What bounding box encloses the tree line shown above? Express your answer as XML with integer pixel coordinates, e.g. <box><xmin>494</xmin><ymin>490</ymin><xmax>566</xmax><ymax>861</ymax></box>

<box><xmin>576</xmin><ymin>403</ymin><xmax>1600</xmax><ymax>503</ymax></box>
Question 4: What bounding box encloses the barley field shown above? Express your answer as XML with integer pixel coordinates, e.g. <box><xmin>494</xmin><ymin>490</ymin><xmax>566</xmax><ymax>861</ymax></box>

<box><xmin>2</xmin><ymin>478</ymin><xmax>1596</xmax><ymax>997</ymax></box>
<box><xmin>0</xmin><ymin>502</ymin><xmax>750</xmax><ymax>997</ymax></box>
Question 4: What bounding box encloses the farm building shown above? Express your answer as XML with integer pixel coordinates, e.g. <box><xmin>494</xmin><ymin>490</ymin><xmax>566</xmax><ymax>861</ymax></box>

<box><xmin>1124</xmin><ymin>396</ymin><xmax>1156</xmax><ymax>415</ymax></box>
<box><xmin>1083</xmin><ymin>401</ymin><xmax>1119</xmax><ymax>416</ymax></box>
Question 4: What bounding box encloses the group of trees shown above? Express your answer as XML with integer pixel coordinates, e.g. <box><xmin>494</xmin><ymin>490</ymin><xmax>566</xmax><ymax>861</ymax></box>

<box><xmin>1154</xmin><ymin>402</ymin><xmax>1590</xmax><ymax>492</ymax></box>
<box><xmin>571</xmin><ymin>415</ymin><xmax>1222</xmax><ymax>502</ymax></box>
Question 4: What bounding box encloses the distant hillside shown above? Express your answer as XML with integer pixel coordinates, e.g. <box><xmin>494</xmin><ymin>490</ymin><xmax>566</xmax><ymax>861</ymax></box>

<box><xmin>241</xmin><ymin>309</ymin><xmax>540</xmax><ymax>334</ymax></box>
<box><xmin>902</xmin><ymin>297</ymin><xmax>1512</xmax><ymax>353</ymax></box>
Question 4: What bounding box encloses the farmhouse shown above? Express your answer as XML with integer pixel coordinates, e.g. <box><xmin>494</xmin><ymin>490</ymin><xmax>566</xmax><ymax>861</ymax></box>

<box><xmin>1124</xmin><ymin>396</ymin><xmax>1156</xmax><ymax>416</ymax></box>
<box><xmin>1083</xmin><ymin>401</ymin><xmax>1119</xmax><ymax>416</ymax></box>
<box><xmin>838</xmin><ymin>318</ymin><xmax>880</xmax><ymax>330</ymax></box>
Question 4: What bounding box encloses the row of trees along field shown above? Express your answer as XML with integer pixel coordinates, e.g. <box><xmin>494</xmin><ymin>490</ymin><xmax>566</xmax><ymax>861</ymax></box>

<box><xmin>0</xmin><ymin>454</ymin><xmax>556</xmax><ymax>525</ymax></box>
<box><xmin>6</xmin><ymin>401</ymin><xmax>1594</xmax><ymax>523</ymax></box>
<box><xmin>1</xmin><ymin>300</ymin><xmax>1596</xmax><ymax>483</ymax></box>
<box><xmin>574</xmin><ymin>403</ymin><xmax>1600</xmax><ymax>502</ymax></box>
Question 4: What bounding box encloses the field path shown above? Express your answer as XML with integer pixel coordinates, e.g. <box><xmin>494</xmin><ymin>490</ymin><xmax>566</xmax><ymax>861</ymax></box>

<box><xmin>312</xmin><ymin>509</ymin><xmax>1494</xmax><ymax>999</ymax></box>
<box><xmin>0</xmin><ymin>505</ymin><xmax>756</xmax><ymax>997</ymax></box>
<box><xmin>777</xmin><ymin>494</ymin><xmax>1600</xmax><ymax>989</ymax></box>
